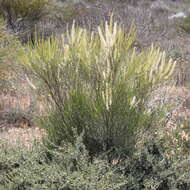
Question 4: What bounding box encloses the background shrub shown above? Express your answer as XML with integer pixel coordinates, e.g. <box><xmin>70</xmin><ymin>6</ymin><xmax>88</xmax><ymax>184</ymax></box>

<box><xmin>178</xmin><ymin>16</ymin><xmax>190</xmax><ymax>34</ymax></box>
<box><xmin>0</xmin><ymin>0</ymin><xmax>50</xmax><ymax>42</ymax></box>
<box><xmin>0</xmin><ymin>17</ymin><xmax>38</xmax><ymax>128</ymax></box>
<box><xmin>0</xmin><ymin>17</ymin><xmax>21</xmax><ymax>94</ymax></box>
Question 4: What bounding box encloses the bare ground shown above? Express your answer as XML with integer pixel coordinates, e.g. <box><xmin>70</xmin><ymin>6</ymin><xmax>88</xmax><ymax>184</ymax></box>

<box><xmin>0</xmin><ymin>91</ymin><xmax>45</xmax><ymax>147</ymax></box>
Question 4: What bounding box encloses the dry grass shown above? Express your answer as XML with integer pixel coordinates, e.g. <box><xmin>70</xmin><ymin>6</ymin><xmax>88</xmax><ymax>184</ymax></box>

<box><xmin>0</xmin><ymin>84</ymin><xmax>45</xmax><ymax>147</ymax></box>
<box><xmin>0</xmin><ymin>126</ymin><xmax>44</xmax><ymax>148</ymax></box>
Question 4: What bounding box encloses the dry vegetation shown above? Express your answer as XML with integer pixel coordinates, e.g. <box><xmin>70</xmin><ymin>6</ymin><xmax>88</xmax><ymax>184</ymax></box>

<box><xmin>0</xmin><ymin>0</ymin><xmax>190</xmax><ymax>189</ymax></box>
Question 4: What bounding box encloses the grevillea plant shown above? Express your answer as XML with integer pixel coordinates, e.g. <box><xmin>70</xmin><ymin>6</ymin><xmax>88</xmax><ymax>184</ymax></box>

<box><xmin>20</xmin><ymin>17</ymin><xmax>176</xmax><ymax>155</ymax></box>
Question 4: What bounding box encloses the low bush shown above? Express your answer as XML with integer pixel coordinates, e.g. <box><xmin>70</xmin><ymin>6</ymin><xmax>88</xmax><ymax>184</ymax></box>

<box><xmin>0</xmin><ymin>139</ymin><xmax>189</xmax><ymax>190</ymax></box>
<box><xmin>157</xmin><ymin>115</ymin><xmax>190</xmax><ymax>158</ymax></box>
<box><xmin>119</xmin><ymin>142</ymin><xmax>190</xmax><ymax>190</ymax></box>
<box><xmin>0</xmin><ymin>137</ymin><xmax>127</xmax><ymax>190</ymax></box>
<box><xmin>20</xmin><ymin>18</ymin><xmax>176</xmax><ymax>156</ymax></box>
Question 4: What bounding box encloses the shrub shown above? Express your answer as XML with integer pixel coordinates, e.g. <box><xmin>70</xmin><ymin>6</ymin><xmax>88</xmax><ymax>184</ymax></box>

<box><xmin>0</xmin><ymin>17</ymin><xmax>37</xmax><ymax>127</ymax></box>
<box><xmin>20</xmin><ymin>18</ymin><xmax>176</xmax><ymax>156</ymax></box>
<box><xmin>178</xmin><ymin>16</ymin><xmax>190</xmax><ymax>34</ymax></box>
<box><xmin>157</xmin><ymin>115</ymin><xmax>190</xmax><ymax>159</ymax></box>
<box><xmin>0</xmin><ymin>140</ymin><xmax>189</xmax><ymax>190</ymax></box>
<box><xmin>0</xmin><ymin>137</ymin><xmax>127</xmax><ymax>190</ymax></box>
<box><xmin>0</xmin><ymin>0</ymin><xmax>49</xmax><ymax>22</ymax></box>
<box><xmin>119</xmin><ymin>142</ymin><xmax>190</xmax><ymax>190</ymax></box>
<box><xmin>0</xmin><ymin>0</ymin><xmax>50</xmax><ymax>41</ymax></box>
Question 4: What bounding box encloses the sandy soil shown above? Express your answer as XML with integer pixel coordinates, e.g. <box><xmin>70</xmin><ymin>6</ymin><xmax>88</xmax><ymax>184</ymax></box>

<box><xmin>0</xmin><ymin>92</ymin><xmax>45</xmax><ymax>147</ymax></box>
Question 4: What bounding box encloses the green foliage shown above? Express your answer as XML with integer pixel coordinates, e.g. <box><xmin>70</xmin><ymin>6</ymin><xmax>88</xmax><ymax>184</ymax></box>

<box><xmin>0</xmin><ymin>0</ymin><xmax>49</xmax><ymax>20</ymax></box>
<box><xmin>120</xmin><ymin>142</ymin><xmax>190</xmax><ymax>190</ymax></box>
<box><xmin>0</xmin><ymin>138</ymin><xmax>127</xmax><ymax>190</ymax></box>
<box><xmin>20</xmin><ymin>19</ymin><xmax>176</xmax><ymax>156</ymax></box>
<box><xmin>0</xmin><ymin>0</ymin><xmax>50</xmax><ymax>33</ymax></box>
<box><xmin>178</xmin><ymin>16</ymin><xmax>190</xmax><ymax>34</ymax></box>
<box><xmin>0</xmin><ymin>139</ymin><xmax>189</xmax><ymax>190</ymax></box>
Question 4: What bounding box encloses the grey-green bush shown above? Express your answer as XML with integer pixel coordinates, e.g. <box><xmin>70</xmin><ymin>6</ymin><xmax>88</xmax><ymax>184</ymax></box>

<box><xmin>0</xmin><ymin>137</ymin><xmax>127</xmax><ymax>190</ymax></box>
<box><xmin>0</xmin><ymin>139</ymin><xmax>189</xmax><ymax>190</ymax></box>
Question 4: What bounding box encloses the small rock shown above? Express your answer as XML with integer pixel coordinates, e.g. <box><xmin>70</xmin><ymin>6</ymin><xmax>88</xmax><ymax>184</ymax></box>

<box><xmin>168</xmin><ymin>12</ymin><xmax>187</xmax><ymax>19</ymax></box>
